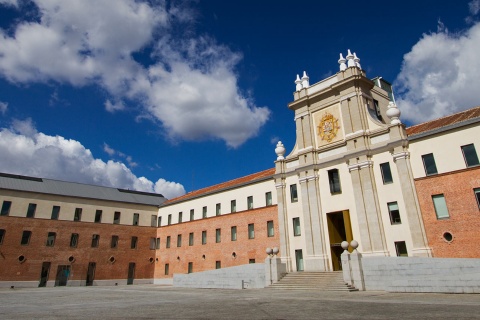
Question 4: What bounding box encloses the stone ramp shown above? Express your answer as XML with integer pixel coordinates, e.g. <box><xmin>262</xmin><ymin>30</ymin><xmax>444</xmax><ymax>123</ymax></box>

<box><xmin>267</xmin><ymin>271</ymin><xmax>358</xmax><ymax>292</ymax></box>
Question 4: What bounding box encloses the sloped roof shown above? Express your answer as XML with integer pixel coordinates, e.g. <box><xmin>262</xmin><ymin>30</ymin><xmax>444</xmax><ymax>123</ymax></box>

<box><xmin>0</xmin><ymin>172</ymin><xmax>166</xmax><ymax>206</ymax></box>
<box><xmin>406</xmin><ymin>106</ymin><xmax>480</xmax><ymax>137</ymax></box>
<box><xmin>164</xmin><ymin>168</ymin><xmax>275</xmax><ymax>205</ymax></box>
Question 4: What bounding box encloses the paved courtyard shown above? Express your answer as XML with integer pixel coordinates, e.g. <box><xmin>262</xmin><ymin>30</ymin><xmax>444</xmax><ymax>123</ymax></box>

<box><xmin>1</xmin><ymin>285</ymin><xmax>480</xmax><ymax>319</ymax></box>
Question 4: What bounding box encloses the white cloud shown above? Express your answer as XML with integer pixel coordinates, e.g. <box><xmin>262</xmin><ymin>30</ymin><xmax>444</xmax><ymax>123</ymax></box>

<box><xmin>0</xmin><ymin>120</ymin><xmax>186</xmax><ymax>199</ymax></box>
<box><xmin>0</xmin><ymin>0</ymin><xmax>18</xmax><ymax>7</ymax></box>
<box><xmin>469</xmin><ymin>0</ymin><xmax>480</xmax><ymax>15</ymax></box>
<box><xmin>395</xmin><ymin>21</ymin><xmax>480</xmax><ymax>123</ymax></box>
<box><xmin>0</xmin><ymin>0</ymin><xmax>270</xmax><ymax>147</ymax></box>
<box><xmin>0</xmin><ymin>101</ymin><xmax>7</xmax><ymax>114</ymax></box>
<box><xmin>103</xmin><ymin>142</ymin><xmax>138</xmax><ymax>168</ymax></box>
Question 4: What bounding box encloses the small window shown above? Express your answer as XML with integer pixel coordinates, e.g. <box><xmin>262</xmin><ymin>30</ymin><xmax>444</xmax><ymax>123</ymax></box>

<box><xmin>461</xmin><ymin>144</ymin><xmax>480</xmax><ymax>167</ymax></box>
<box><xmin>21</xmin><ymin>230</ymin><xmax>32</xmax><ymax>245</ymax></box>
<box><xmin>151</xmin><ymin>215</ymin><xmax>157</xmax><ymax>227</ymax></box>
<box><xmin>267</xmin><ymin>220</ymin><xmax>274</xmax><ymax>237</ymax></box>
<box><xmin>51</xmin><ymin>206</ymin><xmax>60</xmax><ymax>220</ymax></box>
<box><xmin>388</xmin><ymin>202</ymin><xmax>401</xmax><ymax>224</ymax></box>
<box><xmin>114</xmin><ymin>211</ymin><xmax>121</xmax><ymax>224</ymax></box>
<box><xmin>202</xmin><ymin>230</ymin><xmax>207</xmax><ymax>245</ymax></box>
<box><xmin>247</xmin><ymin>196</ymin><xmax>253</xmax><ymax>210</ymax></box>
<box><xmin>215</xmin><ymin>261</ymin><xmax>221</xmax><ymax>269</ymax></box>
<box><xmin>111</xmin><ymin>235</ymin><xmax>119</xmax><ymax>248</ymax></box>
<box><xmin>131</xmin><ymin>236</ymin><xmax>138</xmax><ymax>249</ymax></box>
<box><xmin>248</xmin><ymin>223</ymin><xmax>255</xmax><ymax>239</ymax></box>
<box><xmin>91</xmin><ymin>234</ymin><xmax>100</xmax><ymax>248</ymax></box>
<box><xmin>202</xmin><ymin>206</ymin><xmax>207</xmax><ymax>218</ymax></box>
<box><xmin>293</xmin><ymin>217</ymin><xmax>301</xmax><ymax>236</ymax></box>
<box><xmin>177</xmin><ymin>234</ymin><xmax>182</xmax><ymax>247</ymax></box>
<box><xmin>190</xmin><ymin>209</ymin><xmax>194</xmax><ymax>221</ymax></box>
<box><xmin>249</xmin><ymin>259</ymin><xmax>256</xmax><ymax>264</ymax></box>
<box><xmin>167</xmin><ymin>214</ymin><xmax>172</xmax><ymax>225</ymax></box>
<box><xmin>188</xmin><ymin>262</ymin><xmax>193</xmax><ymax>274</ymax></box>
<box><xmin>216</xmin><ymin>228</ymin><xmax>221</xmax><ymax>243</ymax></box>
<box><xmin>395</xmin><ymin>241</ymin><xmax>408</xmax><ymax>257</ymax></box>
<box><xmin>328</xmin><ymin>169</ymin><xmax>341</xmax><ymax>194</ymax></box>
<box><xmin>380</xmin><ymin>162</ymin><xmax>393</xmax><ymax>184</ymax></box>
<box><xmin>178</xmin><ymin>212</ymin><xmax>183</xmax><ymax>223</ymax></box>
<box><xmin>74</xmin><ymin>208</ymin><xmax>82</xmax><ymax>221</ymax></box>
<box><xmin>290</xmin><ymin>184</ymin><xmax>298</xmax><ymax>202</ymax></box>
<box><xmin>231</xmin><ymin>200</ymin><xmax>236</xmax><ymax>213</ymax></box>
<box><xmin>164</xmin><ymin>263</ymin><xmax>169</xmax><ymax>275</ymax></box>
<box><xmin>231</xmin><ymin>226</ymin><xmax>237</xmax><ymax>241</ymax></box>
<box><xmin>26</xmin><ymin>203</ymin><xmax>37</xmax><ymax>218</ymax></box>
<box><xmin>70</xmin><ymin>233</ymin><xmax>79</xmax><ymax>248</ymax></box>
<box><xmin>0</xmin><ymin>229</ymin><xmax>5</xmax><ymax>244</ymax></box>
<box><xmin>189</xmin><ymin>232</ymin><xmax>194</xmax><ymax>246</ymax></box>
<box><xmin>432</xmin><ymin>194</ymin><xmax>449</xmax><ymax>219</ymax></box>
<box><xmin>1</xmin><ymin>200</ymin><xmax>11</xmax><ymax>216</ymax></box>
<box><xmin>166</xmin><ymin>236</ymin><xmax>171</xmax><ymax>248</ymax></box>
<box><xmin>46</xmin><ymin>232</ymin><xmax>56</xmax><ymax>247</ymax></box>
<box><xmin>157</xmin><ymin>216</ymin><xmax>162</xmax><ymax>227</ymax></box>
<box><xmin>133</xmin><ymin>213</ymin><xmax>139</xmax><ymax>226</ymax></box>
<box><xmin>94</xmin><ymin>210</ymin><xmax>102</xmax><ymax>223</ymax></box>
<box><xmin>150</xmin><ymin>237</ymin><xmax>156</xmax><ymax>250</ymax></box>
<box><xmin>422</xmin><ymin>153</ymin><xmax>438</xmax><ymax>175</ymax></box>
<box><xmin>475</xmin><ymin>188</ymin><xmax>480</xmax><ymax>210</ymax></box>
<box><xmin>265</xmin><ymin>192</ymin><xmax>272</xmax><ymax>206</ymax></box>
<box><xmin>156</xmin><ymin>238</ymin><xmax>160</xmax><ymax>249</ymax></box>
<box><xmin>216</xmin><ymin>203</ymin><xmax>221</xmax><ymax>216</ymax></box>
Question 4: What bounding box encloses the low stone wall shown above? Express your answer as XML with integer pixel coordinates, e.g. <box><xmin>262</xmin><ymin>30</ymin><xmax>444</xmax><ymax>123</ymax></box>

<box><xmin>173</xmin><ymin>263</ymin><xmax>266</xmax><ymax>289</ymax></box>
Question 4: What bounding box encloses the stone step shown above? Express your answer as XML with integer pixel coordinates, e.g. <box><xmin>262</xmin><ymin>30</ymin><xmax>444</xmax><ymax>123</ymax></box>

<box><xmin>267</xmin><ymin>272</ymin><xmax>358</xmax><ymax>292</ymax></box>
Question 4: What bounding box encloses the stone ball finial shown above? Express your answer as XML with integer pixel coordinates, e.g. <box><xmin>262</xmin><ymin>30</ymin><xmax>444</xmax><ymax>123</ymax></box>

<box><xmin>266</xmin><ymin>247</ymin><xmax>273</xmax><ymax>255</ymax></box>
<box><xmin>350</xmin><ymin>240</ymin><xmax>359</xmax><ymax>250</ymax></box>
<box><xmin>338</xmin><ymin>53</ymin><xmax>347</xmax><ymax>71</ymax></box>
<box><xmin>341</xmin><ymin>241</ymin><xmax>349</xmax><ymax>250</ymax></box>
<box><xmin>353</xmin><ymin>52</ymin><xmax>361</xmax><ymax>69</ymax></box>
<box><xmin>386</xmin><ymin>101</ymin><xmax>401</xmax><ymax>125</ymax></box>
<box><xmin>272</xmin><ymin>247</ymin><xmax>279</xmax><ymax>255</ymax></box>
<box><xmin>346</xmin><ymin>49</ymin><xmax>355</xmax><ymax>68</ymax></box>
<box><xmin>295</xmin><ymin>74</ymin><xmax>302</xmax><ymax>91</ymax></box>
<box><xmin>301</xmin><ymin>71</ymin><xmax>309</xmax><ymax>88</ymax></box>
<box><xmin>275</xmin><ymin>141</ymin><xmax>286</xmax><ymax>160</ymax></box>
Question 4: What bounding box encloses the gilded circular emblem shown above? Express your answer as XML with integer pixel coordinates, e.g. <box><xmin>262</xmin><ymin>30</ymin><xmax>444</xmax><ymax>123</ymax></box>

<box><xmin>318</xmin><ymin>112</ymin><xmax>340</xmax><ymax>142</ymax></box>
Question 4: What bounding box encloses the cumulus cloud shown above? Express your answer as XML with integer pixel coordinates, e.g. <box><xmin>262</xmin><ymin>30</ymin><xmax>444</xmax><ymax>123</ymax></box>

<box><xmin>0</xmin><ymin>101</ymin><xmax>7</xmax><ymax>114</ymax></box>
<box><xmin>0</xmin><ymin>119</ymin><xmax>186</xmax><ymax>199</ymax></box>
<box><xmin>0</xmin><ymin>0</ymin><xmax>270</xmax><ymax>147</ymax></box>
<box><xmin>103</xmin><ymin>142</ymin><xmax>138</xmax><ymax>168</ymax></box>
<box><xmin>0</xmin><ymin>0</ymin><xmax>18</xmax><ymax>7</ymax></box>
<box><xmin>395</xmin><ymin>20</ymin><xmax>480</xmax><ymax>123</ymax></box>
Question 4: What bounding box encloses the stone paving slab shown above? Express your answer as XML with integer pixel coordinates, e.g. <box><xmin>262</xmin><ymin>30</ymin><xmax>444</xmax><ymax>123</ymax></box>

<box><xmin>0</xmin><ymin>285</ymin><xmax>479</xmax><ymax>319</ymax></box>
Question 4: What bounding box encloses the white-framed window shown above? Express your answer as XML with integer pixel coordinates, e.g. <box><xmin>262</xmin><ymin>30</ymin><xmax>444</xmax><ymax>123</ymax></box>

<box><xmin>461</xmin><ymin>144</ymin><xmax>480</xmax><ymax>167</ymax></box>
<box><xmin>380</xmin><ymin>162</ymin><xmax>393</xmax><ymax>184</ymax></box>
<box><xmin>388</xmin><ymin>202</ymin><xmax>401</xmax><ymax>224</ymax></box>
<box><xmin>293</xmin><ymin>217</ymin><xmax>301</xmax><ymax>236</ymax></box>
<box><xmin>267</xmin><ymin>220</ymin><xmax>274</xmax><ymax>237</ymax></box>
<box><xmin>328</xmin><ymin>169</ymin><xmax>341</xmax><ymax>193</ymax></box>
<box><xmin>422</xmin><ymin>153</ymin><xmax>438</xmax><ymax>175</ymax></box>
<box><xmin>432</xmin><ymin>194</ymin><xmax>449</xmax><ymax>219</ymax></box>
<box><xmin>290</xmin><ymin>184</ymin><xmax>298</xmax><ymax>202</ymax></box>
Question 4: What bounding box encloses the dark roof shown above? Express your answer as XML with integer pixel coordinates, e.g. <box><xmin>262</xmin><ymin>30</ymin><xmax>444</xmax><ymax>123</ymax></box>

<box><xmin>0</xmin><ymin>172</ymin><xmax>166</xmax><ymax>206</ymax></box>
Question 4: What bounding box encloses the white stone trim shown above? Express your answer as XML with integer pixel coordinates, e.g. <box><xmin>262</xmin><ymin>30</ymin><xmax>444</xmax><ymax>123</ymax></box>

<box><xmin>294</xmin><ymin>111</ymin><xmax>309</xmax><ymax>121</ymax></box>
<box><xmin>392</xmin><ymin>151</ymin><xmax>410</xmax><ymax>161</ymax></box>
<box><xmin>299</xmin><ymin>175</ymin><xmax>317</xmax><ymax>184</ymax></box>
<box><xmin>318</xmin><ymin>146</ymin><xmax>347</xmax><ymax>159</ymax></box>
<box><xmin>370</xmin><ymin>133</ymin><xmax>390</xmax><ymax>144</ymax></box>
<box><xmin>275</xmin><ymin>182</ymin><xmax>286</xmax><ymax>189</ymax></box>
<box><xmin>286</xmin><ymin>159</ymin><xmax>299</xmax><ymax>169</ymax></box>
<box><xmin>348</xmin><ymin>160</ymin><xmax>374</xmax><ymax>172</ymax></box>
<box><xmin>297</xmin><ymin>146</ymin><xmax>313</xmax><ymax>154</ymax></box>
<box><xmin>339</xmin><ymin>92</ymin><xmax>357</xmax><ymax>102</ymax></box>
<box><xmin>344</xmin><ymin>130</ymin><xmax>365</xmax><ymax>139</ymax></box>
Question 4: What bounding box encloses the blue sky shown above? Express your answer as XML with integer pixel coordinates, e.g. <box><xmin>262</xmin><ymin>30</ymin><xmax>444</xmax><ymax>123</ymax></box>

<box><xmin>0</xmin><ymin>0</ymin><xmax>479</xmax><ymax>199</ymax></box>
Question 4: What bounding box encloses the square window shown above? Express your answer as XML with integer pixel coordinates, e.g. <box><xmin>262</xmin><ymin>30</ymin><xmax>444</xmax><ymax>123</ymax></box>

<box><xmin>91</xmin><ymin>234</ymin><xmax>100</xmax><ymax>248</ymax></box>
<box><xmin>216</xmin><ymin>228</ymin><xmax>221</xmax><ymax>243</ymax></box>
<box><xmin>111</xmin><ymin>235</ymin><xmax>119</xmax><ymax>249</ymax></box>
<box><xmin>432</xmin><ymin>194</ymin><xmax>450</xmax><ymax>219</ymax></box>
<box><xmin>249</xmin><ymin>259</ymin><xmax>256</xmax><ymax>264</ymax></box>
<box><xmin>0</xmin><ymin>229</ymin><xmax>5</xmax><ymax>244</ymax></box>
<box><xmin>293</xmin><ymin>217</ymin><xmax>301</xmax><ymax>236</ymax></box>
<box><xmin>422</xmin><ymin>153</ymin><xmax>438</xmax><ymax>175</ymax></box>
<box><xmin>133</xmin><ymin>213</ymin><xmax>139</xmax><ymax>226</ymax></box>
<box><xmin>290</xmin><ymin>184</ymin><xmax>298</xmax><ymax>202</ymax></box>
<box><xmin>26</xmin><ymin>203</ymin><xmax>36</xmax><ymax>218</ymax></box>
<box><xmin>190</xmin><ymin>209</ymin><xmax>194</xmax><ymax>221</ymax></box>
<box><xmin>231</xmin><ymin>200</ymin><xmax>236</xmax><ymax>213</ymax></box>
<box><xmin>189</xmin><ymin>232</ymin><xmax>194</xmax><ymax>246</ymax></box>
<box><xmin>216</xmin><ymin>203</ymin><xmax>221</xmax><ymax>216</ymax></box>
<box><xmin>156</xmin><ymin>238</ymin><xmax>160</xmax><ymax>249</ymax></box>
<box><xmin>267</xmin><ymin>220</ymin><xmax>274</xmax><ymax>237</ymax></box>
<box><xmin>202</xmin><ymin>231</ymin><xmax>207</xmax><ymax>245</ymax></box>
<box><xmin>21</xmin><ymin>230</ymin><xmax>32</xmax><ymax>245</ymax></box>
<box><xmin>114</xmin><ymin>211</ymin><xmax>121</xmax><ymax>224</ymax></box>
<box><xmin>380</xmin><ymin>162</ymin><xmax>393</xmax><ymax>184</ymax></box>
<box><xmin>167</xmin><ymin>214</ymin><xmax>172</xmax><ymax>225</ymax></box>
<box><xmin>1</xmin><ymin>200</ymin><xmax>12</xmax><ymax>216</ymax></box>
<box><xmin>178</xmin><ymin>212</ymin><xmax>183</xmax><ymax>223</ymax></box>
<box><xmin>475</xmin><ymin>188</ymin><xmax>480</xmax><ymax>210</ymax></box>
<box><xmin>188</xmin><ymin>262</ymin><xmax>193</xmax><ymax>274</ymax></box>
<box><xmin>51</xmin><ymin>206</ymin><xmax>60</xmax><ymax>220</ymax></box>
<box><xmin>46</xmin><ymin>232</ymin><xmax>56</xmax><ymax>247</ymax></box>
<box><xmin>74</xmin><ymin>208</ymin><xmax>82</xmax><ymax>221</ymax></box>
<box><xmin>151</xmin><ymin>215</ymin><xmax>157</xmax><ymax>227</ymax></box>
<box><xmin>328</xmin><ymin>169</ymin><xmax>342</xmax><ymax>194</ymax></box>
<box><xmin>202</xmin><ymin>206</ymin><xmax>207</xmax><ymax>218</ymax></box>
<box><xmin>231</xmin><ymin>226</ymin><xmax>237</xmax><ymax>241</ymax></box>
<box><xmin>177</xmin><ymin>234</ymin><xmax>182</xmax><ymax>247</ymax></box>
<box><xmin>461</xmin><ymin>144</ymin><xmax>480</xmax><ymax>167</ymax></box>
<box><xmin>157</xmin><ymin>216</ymin><xmax>162</xmax><ymax>227</ymax></box>
<box><xmin>388</xmin><ymin>202</ymin><xmax>401</xmax><ymax>224</ymax></box>
<box><xmin>94</xmin><ymin>210</ymin><xmax>102</xmax><ymax>223</ymax></box>
<box><xmin>247</xmin><ymin>196</ymin><xmax>253</xmax><ymax>210</ymax></box>
<box><xmin>150</xmin><ymin>237</ymin><xmax>156</xmax><ymax>250</ymax></box>
<box><xmin>131</xmin><ymin>236</ymin><xmax>138</xmax><ymax>249</ymax></box>
<box><xmin>395</xmin><ymin>241</ymin><xmax>408</xmax><ymax>257</ymax></box>
<box><xmin>248</xmin><ymin>223</ymin><xmax>255</xmax><ymax>239</ymax></box>
<box><xmin>215</xmin><ymin>261</ymin><xmax>221</xmax><ymax>269</ymax></box>
<box><xmin>166</xmin><ymin>236</ymin><xmax>171</xmax><ymax>248</ymax></box>
<box><xmin>70</xmin><ymin>233</ymin><xmax>79</xmax><ymax>248</ymax></box>
<box><xmin>165</xmin><ymin>263</ymin><xmax>169</xmax><ymax>275</ymax></box>
<box><xmin>265</xmin><ymin>192</ymin><xmax>272</xmax><ymax>206</ymax></box>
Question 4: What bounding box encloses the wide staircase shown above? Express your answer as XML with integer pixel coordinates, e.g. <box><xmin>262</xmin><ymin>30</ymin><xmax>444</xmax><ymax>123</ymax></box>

<box><xmin>267</xmin><ymin>271</ymin><xmax>358</xmax><ymax>292</ymax></box>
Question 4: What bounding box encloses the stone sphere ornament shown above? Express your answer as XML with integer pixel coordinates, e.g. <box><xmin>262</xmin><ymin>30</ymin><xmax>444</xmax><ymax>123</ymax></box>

<box><xmin>272</xmin><ymin>247</ymin><xmax>279</xmax><ymax>255</ymax></box>
<box><xmin>266</xmin><ymin>247</ymin><xmax>273</xmax><ymax>255</ymax></box>
<box><xmin>350</xmin><ymin>240</ymin><xmax>359</xmax><ymax>250</ymax></box>
<box><xmin>341</xmin><ymin>241</ymin><xmax>349</xmax><ymax>250</ymax></box>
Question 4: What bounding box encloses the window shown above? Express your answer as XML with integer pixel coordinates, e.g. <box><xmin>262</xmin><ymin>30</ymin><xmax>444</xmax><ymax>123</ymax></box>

<box><xmin>248</xmin><ymin>223</ymin><xmax>255</xmax><ymax>239</ymax></box>
<box><xmin>156</xmin><ymin>238</ymin><xmax>160</xmax><ymax>249</ymax></box>
<box><xmin>166</xmin><ymin>236</ymin><xmax>171</xmax><ymax>248</ymax></box>
<box><xmin>0</xmin><ymin>229</ymin><xmax>5</xmax><ymax>244</ymax></box>
<box><xmin>114</xmin><ymin>211</ymin><xmax>121</xmax><ymax>224</ymax></box>
<box><xmin>202</xmin><ymin>231</ymin><xmax>207</xmax><ymax>245</ymax></box>
<box><xmin>216</xmin><ymin>203</ymin><xmax>221</xmax><ymax>216</ymax></box>
<box><xmin>267</xmin><ymin>220</ymin><xmax>274</xmax><ymax>237</ymax></box>
<box><xmin>167</xmin><ymin>214</ymin><xmax>172</xmax><ymax>225</ymax></box>
<box><xmin>293</xmin><ymin>217</ymin><xmax>301</xmax><ymax>236</ymax></box>
<box><xmin>432</xmin><ymin>194</ymin><xmax>450</xmax><ymax>219</ymax></box>
<box><xmin>26</xmin><ymin>203</ymin><xmax>36</xmax><ymax>218</ymax></box>
<box><xmin>177</xmin><ymin>234</ymin><xmax>182</xmax><ymax>247</ymax></box>
<box><xmin>422</xmin><ymin>153</ymin><xmax>438</xmax><ymax>175</ymax></box>
<box><xmin>133</xmin><ymin>213</ymin><xmax>139</xmax><ymax>226</ymax></box>
<box><xmin>21</xmin><ymin>230</ymin><xmax>32</xmax><ymax>245</ymax></box>
<box><xmin>188</xmin><ymin>262</ymin><xmax>193</xmax><ymax>274</ymax></box>
<box><xmin>231</xmin><ymin>226</ymin><xmax>237</xmax><ymax>241</ymax></box>
<box><xmin>189</xmin><ymin>232</ymin><xmax>194</xmax><ymax>246</ymax></box>
<box><xmin>202</xmin><ymin>206</ymin><xmax>207</xmax><ymax>218</ymax></box>
<box><xmin>290</xmin><ymin>184</ymin><xmax>298</xmax><ymax>202</ymax></box>
<box><xmin>178</xmin><ymin>212</ymin><xmax>183</xmax><ymax>223</ymax></box>
<box><xmin>265</xmin><ymin>192</ymin><xmax>272</xmax><ymax>206</ymax></box>
<box><xmin>190</xmin><ymin>209</ymin><xmax>194</xmax><ymax>221</ymax></box>
<box><xmin>151</xmin><ymin>215</ymin><xmax>157</xmax><ymax>227</ymax></box>
<box><xmin>74</xmin><ymin>208</ymin><xmax>82</xmax><ymax>221</ymax></box>
<box><xmin>157</xmin><ymin>216</ymin><xmax>162</xmax><ymax>227</ymax></box>
<box><xmin>1</xmin><ymin>201</ymin><xmax>11</xmax><ymax>216</ymax></box>
<box><xmin>111</xmin><ymin>235</ymin><xmax>119</xmax><ymax>249</ymax></box>
<box><xmin>461</xmin><ymin>144</ymin><xmax>480</xmax><ymax>167</ymax></box>
<box><xmin>150</xmin><ymin>237</ymin><xmax>156</xmax><ymax>250</ymax></box>
<box><xmin>380</xmin><ymin>162</ymin><xmax>393</xmax><ymax>184</ymax></box>
<box><xmin>216</xmin><ymin>228</ymin><xmax>221</xmax><ymax>243</ymax></box>
<box><xmin>164</xmin><ymin>263</ymin><xmax>169</xmax><ymax>275</ymax></box>
<box><xmin>231</xmin><ymin>200</ymin><xmax>236</xmax><ymax>213</ymax></box>
<box><xmin>94</xmin><ymin>210</ymin><xmax>102</xmax><ymax>223</ymax></box>
<box><xmin>247</xmin><ymin>196</ymin><xmax>253</xmax><ymax>210</ymax></box>
<box><xmin>328</xmin><ymin>169</ymin><xmax>341</xmax><ymax>193</ymax></box>
<box><xmin>46</xmin><ymin>232</ymin><xmax>56</xmax><ymax>247</ymax></box>
<box><xmin>91</xmin><ymin>234</ymin><xmax>100</xmax><ymax>247</ymax></box>
<box><xmin>395</xmin><ymin>241</ymin><xmax>408</xmax><ymax>257</ymax></box>
<box><xmin>475</xmin><ymin>188</ymin><xmax>480</xmax><ymax>210</ymax></box>
<box><xmin>70</xmin><ymin>233</ymin><xmax>79</xmax><ymax>248</ymax></box>
<box><xmin>388</xmin><ymin>202</ymin><xmax>401</xmax><ymax>224</ymax></box>
<box><xmin>51</xmin><ymin>206</ymin><xmax>60</xmax><ymax>220</ymax></box>
<box><xmin>215</xmin><ymin>261</ymin><xmax>221</xmax><ymax>269</ymax></box>
<box><xmin>249</xmin><ymin>259</ymin><xmax>256</xmax><ymax>264</ymax></box>
<box><xmin>131</xmin><ymin>236</ymin><xmax>138</xmax><ymax>249</ymax></box>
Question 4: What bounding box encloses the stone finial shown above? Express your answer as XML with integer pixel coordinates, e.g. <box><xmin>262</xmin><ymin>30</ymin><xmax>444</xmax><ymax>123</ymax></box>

<box><xmin>386</xmin><ymin>101</ymin><xmax>401</xmax><ymax>125</ymax></box>
<box><xmin>275</xmin><ymin>141</ymin><xmax>286</xmax><ymax>160</ymax></box>
<box><xmin>295</xmin><ymin>74</ymin><xmax>302</xmax><ymax>91</ymax></box>
<box><xmin>338</xmin><ymin>53</ymin><xmax>347</xmax><ymax>71</ymax></box>
<box><xmin>350</xmin><ymin>240</ymin><xmax>359</xmax><ymax>250</ymax></box>
<box><xmin>301</xmin><ymin>71</ymin><xmax>309</xmax><ymax>88</ymax></box>
<box><xmin>353</xmin><ymin>52</ymin><xmax>361</xmax><ymax>69</ymax></box>
<box><xmin>266</xmin><ymin>247</ymin><xmax>273</xmax><ymax>255</ymax></box>
<box><xmin>346</xmin><ymin>49</ymin><xmax>355</xmax><ymax>68</ymax></box>
<box><xmin>272</xmin><ymin>247</ymin><xmax>279</xmax><ymax>255</ymax></box>
<box><xmin>341</xmin><ymin>241</ymin><xmax>349</xmax><ymax>251</ymax></box>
